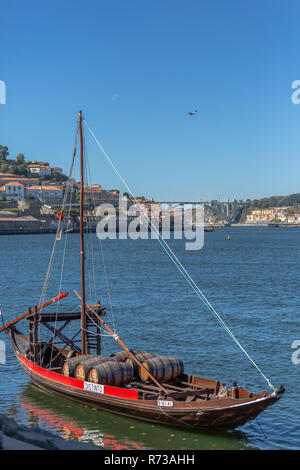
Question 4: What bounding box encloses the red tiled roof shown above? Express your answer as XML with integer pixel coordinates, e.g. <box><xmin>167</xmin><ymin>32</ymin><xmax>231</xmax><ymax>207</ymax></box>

<box><xmin>25</xmin><ymin>185</ymin><xmax>62</xmax><ymax>191</ymax></box>
<box><xmin>42</xmin><ymin>186</ymin><xmax>62</xmax><ymax>191</ymax></box>
<box><xmin>85</xmin><ymin>187</ymin><xmax>104</xmax><ymax>192</ymax></box>
<box><xmin>28</xmin><ymin>164</ymin><xmax>50</xmax><ymax>168</ymax></box>
<box><xmin>4</xmin><ymin>182</ymin><xmax>24</xmax><ymax>187</ymax></box>
<box><xmin>0</xmin><ymin>177</ymin><xmax>39</xmax><ymax>183</ymax></box>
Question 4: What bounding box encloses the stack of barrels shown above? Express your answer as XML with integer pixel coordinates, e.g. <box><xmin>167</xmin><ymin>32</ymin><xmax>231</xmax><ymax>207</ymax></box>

<box><xmin>138</xmin><ymin>355</ymin><xmax>184</xmax><ymax>383</ymax></box>
<box><xmin>62</xmin><ymin>354</ymin><xmax>92</xmax><ymax>378</ymax></box>
<box><xmin>62</xmin><ymin>353</ymin><xmax>134</xmax><ymax>387</ymax></box>
<box><xmin>62</xmin><ymin>350</ymin><xmax>184</xmax><ymax>386</ymax></box>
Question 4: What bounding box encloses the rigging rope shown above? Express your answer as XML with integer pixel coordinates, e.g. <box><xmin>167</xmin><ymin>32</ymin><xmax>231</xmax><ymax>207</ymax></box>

<box><xmin>38</xmin><ymin>130</ymin><xmax>78</xmax><ymax>357</ymax></box>
<box><xmin>85</xmin><ymin>151</ymin><xmax>117</xmax><ymax>334</ymax></box>
<box><xmin>48</xmin><ymin>169</ymin><xmax>77</xmax><ymax>366</ymax></box>
<box><xmin>83</xmin><ymin>118</ymin><xmax>276</xmax><ymax>392</ymax></box>
<box><xmin>39</xmin><ymin>130</ymin><xmax>78</xmax><ymax>310</ymax></box>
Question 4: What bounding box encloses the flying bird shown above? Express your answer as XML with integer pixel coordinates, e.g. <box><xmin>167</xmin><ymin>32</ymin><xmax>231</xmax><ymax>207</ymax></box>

<box><xmin>187</xmin><ymin>109</ymin><xmax>198</xmax><ymax>116</ymax></box>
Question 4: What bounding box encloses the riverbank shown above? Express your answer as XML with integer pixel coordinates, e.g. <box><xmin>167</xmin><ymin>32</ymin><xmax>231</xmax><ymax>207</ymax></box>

<box><xmin>0</xmin><ymin>223</ymin><xmax>276</xmax><ymax>234</ymax></box>
<box><xmin>0</xmin><ymin>414</ymin><xmax>103</xmax><ymax>450</ymax></box>
<box><xmin>230</xmin><ymin>223</ymin><xmax>268</xmax><ymax>227</ymax></box>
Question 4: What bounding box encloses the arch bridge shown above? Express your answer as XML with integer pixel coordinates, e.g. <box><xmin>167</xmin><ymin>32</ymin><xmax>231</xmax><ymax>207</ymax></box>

<box><xmin>156</xmin><ymin>200</ymin><xmax>247</xmax><ymax>225</ymax></box>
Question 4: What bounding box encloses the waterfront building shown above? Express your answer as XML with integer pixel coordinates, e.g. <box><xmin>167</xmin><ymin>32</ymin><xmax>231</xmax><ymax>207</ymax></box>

<box><xmin>41</xmin><ymin>185</ymin><xmax>63</xmax><ymax>201</ymax></box>
<box><xmin>246</xmin><ymin>208</ymin><xmax>287</xmax><ymax>223</ymax></box>
<box><xmin>84</xmin><ymin>185</ymin><xmax>120</xmax><ymax>207</ymax></box>
<box><xmin>28</xmin><ymin>164</ymin><xmax>52</xmax><ymax>176</ymax></box>
<box><xmin>1</xmin><ymin>182</ymin><xmax>25</xmax><ymax>201</ymax></box>
<box><xmin>0</xmin><ymin>175</ymin><xmax>40</xmax><ymax>186</ymax></box>
<box><xmin>25</xmin><ymin>185</ymin><xmax>63</xmax><ymax>202</ymax></box>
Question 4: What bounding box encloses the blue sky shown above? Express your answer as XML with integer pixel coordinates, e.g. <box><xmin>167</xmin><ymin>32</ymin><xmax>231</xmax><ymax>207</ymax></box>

<box><xmin>1</xmin><ymin>0</ymin><xmax>300</xmax><ymax>201</ymax></box>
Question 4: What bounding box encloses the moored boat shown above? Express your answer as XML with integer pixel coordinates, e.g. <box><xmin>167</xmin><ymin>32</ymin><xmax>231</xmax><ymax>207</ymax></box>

<box><xmin>0</xmin><ymin>111</ymin><xmax>284</xmax><ymax>431</ymax></box>
<box><xmin>8</xmin><ymin>327</ymin><xmax>283</xmax><ymax>430</ymax></box>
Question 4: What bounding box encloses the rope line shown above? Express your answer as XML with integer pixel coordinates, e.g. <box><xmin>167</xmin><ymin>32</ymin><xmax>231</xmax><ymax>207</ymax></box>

<box><xmin>84</xmin><ymin>118</ymin><xmax>276</xmax><ymax>392</ymax></box>
<box><xmin>48</xmin><ymin>169</ymin><xmax>76</xmax><ymax>366</ymax></box>
<box><xmin>38</xmin><ymin>129</ymin><xmax>78</xmax><ymax>356</ymax></box>
<box><xmin>39</xmin><ymin>129</ymin><xmax>78</xmax><ymax>309</ymax></box>
<box><xmin>85</xmin><ymin>151</ymin><xmax>117</xmax><ymax>334</ymax></box>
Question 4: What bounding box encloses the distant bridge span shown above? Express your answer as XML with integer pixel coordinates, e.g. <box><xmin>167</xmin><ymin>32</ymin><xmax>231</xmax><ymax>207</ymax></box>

<box><xmin>157</xmin><ymin>200</ymin><xmax>247</xmax><ymax>225</ymax></box>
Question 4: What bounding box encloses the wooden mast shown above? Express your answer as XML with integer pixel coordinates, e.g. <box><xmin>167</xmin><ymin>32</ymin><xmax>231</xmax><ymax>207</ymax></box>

<box><xmin>74</xmin><ymin>290</ymin><xmax>168</xmax><ymax>395</ymax></box>
<box><xmin>78</xmin><ymin>110</ymin><xmax>87</xmax><ymax>355</ymax></box>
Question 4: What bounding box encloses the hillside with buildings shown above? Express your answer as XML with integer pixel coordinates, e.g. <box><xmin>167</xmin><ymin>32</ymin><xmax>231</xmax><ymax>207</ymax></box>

<box><xmin>0</xmin><ymin>145</ymin><xmax>151</xmax><ymax>233</ymax></box>
<box><xmin>241</xmin><ymin>193</ymin><xmax>300</xmax><ymax>224</ymax></box>
<box><xmin>1</xmin><ymin>144</ymin><xmax>300</xmax><ymax>230</ymax></box>
<box><xmin>0</xmin><ymin>145</ymin><xmax>124</xmax><ymax>207</ymax></box>
<box><xmin>0</xmin><ymin>145</ymin><xmax>67</xmax><ymax>204</ymax></box>
<box><xmin>244</xmin><ymin>207</ymin><xmax>300</xmax><ymax>224</ymax></box>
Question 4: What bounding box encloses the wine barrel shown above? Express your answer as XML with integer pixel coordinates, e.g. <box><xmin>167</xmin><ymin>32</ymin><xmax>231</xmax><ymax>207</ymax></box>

<box><xmin>88</xmin><ymin>361</ymin><xmax>134</xmax><ymax>386</ymax></box>
<box><xmin>139</xmin><ymin>356</ymin><xmax>184</xmax><ymax>383</ymax></box>
<box><xmin>109</xmin><ymin>350</ymin><xmax>128</xmax><ymax>362</ymax></box>
<box><xmin>125</xmin><ymin>352</ymin><xmax>156</xmax><ymax>375</ymax></box>
<box><xmin>62</xmin><ymin>354</ymin><xmax>92</xmax><ymax>377</ymax></box>
<box><xmin>75</xmin><ymin>356</ymin><xmax>113</xmax><ymax>381</ymax></box>
<box><xmin>110</xmin><ymin>349</ymin><xmax>143</xmax><ymax>362</ymax></box>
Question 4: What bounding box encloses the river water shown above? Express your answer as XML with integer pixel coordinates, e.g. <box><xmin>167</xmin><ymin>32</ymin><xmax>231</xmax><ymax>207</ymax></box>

<box><xmin>0</xmin><ymin>227</ymin><xmax>299</xmax><ymax>450</ymax></box>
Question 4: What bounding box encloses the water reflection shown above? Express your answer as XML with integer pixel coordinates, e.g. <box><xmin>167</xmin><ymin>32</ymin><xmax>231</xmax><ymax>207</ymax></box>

<box><xmin>19</xmin><ymin>383</ymin><xmax>254</xmax><ymax>450</ymax></box>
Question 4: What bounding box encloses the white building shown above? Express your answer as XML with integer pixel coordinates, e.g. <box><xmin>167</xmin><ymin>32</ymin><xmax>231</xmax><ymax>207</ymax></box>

<box><xmin>41</xmin><ymin>185</ymin><xmax>63</xmax><ymax>200</ymax></box>
<box><xmin>25</xmin><ymin>185</ymin><xmax>43</xmax><ymax>199</ymax></box>
<box><xmin>25</xmin><ymin>185</ymin><xmax>63</xmax><ymax>201</ymax></box>
<box><xmin>28</xmin><ymin>165</ymin><xmax>52</xmax><ymax>177</ymax></box>
<box><xmin>1</xmin><ymin>182</ymin><xmax>25</xmax><ymax>201</ymax></box>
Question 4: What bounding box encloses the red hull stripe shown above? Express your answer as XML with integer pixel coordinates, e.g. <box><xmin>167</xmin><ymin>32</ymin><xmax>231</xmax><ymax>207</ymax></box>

<box><xmin>20</xmin><ymin>354</ymin><xmax>139</xmax><ymax>400</ymax></box>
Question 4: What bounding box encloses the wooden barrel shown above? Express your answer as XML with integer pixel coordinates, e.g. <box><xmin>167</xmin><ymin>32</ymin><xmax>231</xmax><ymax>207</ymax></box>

<box><xmin>139</xmin><ymin>356</ymin><xmax>184</xmax><ymax>383</ymax></box>
<box><xmin>125</xmin><ymin>352</ymin><xmax>156</xmax><ymax>375</ymax></box>
<box><xmin>75</xmin><ymin>356</ymin><xmax>112</xmax><ymax>381</ymax></box>
<box><xmin>110</xmin><ymin>349</ymin><xmax>143</xmax><ymax>362</ymax></box>
<box><xmin>109</xmin><ymin>351</ymin><xmax>128</xmax><ymax>362</ymax></box>
<box><xmin>88</xmin><ymin>361</ymin><xmax>134</xmax><ymax>386</ymax></box>
<box><xmin>62</xmin><ymin>354</ymin><xmax>92</xmax><ymax>377</ymax></box>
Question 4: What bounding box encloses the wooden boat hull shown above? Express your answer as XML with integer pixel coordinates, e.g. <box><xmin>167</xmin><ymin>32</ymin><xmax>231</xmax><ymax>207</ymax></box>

<box><xmin>9</xmin><ymin>329</ymin><xmax>283</xmax><ymax>431</ymax></box>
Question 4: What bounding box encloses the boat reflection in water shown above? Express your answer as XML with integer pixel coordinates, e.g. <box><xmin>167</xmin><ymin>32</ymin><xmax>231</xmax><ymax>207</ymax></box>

<box><xmin>19</xmin><ymin>383</ymin><xmax>254</xmax><ymax>450</ymax></box>
<box><xmin>20</xmin><ymin>384</ymin><xmax>142</xmax><ymax>449</ymax></box>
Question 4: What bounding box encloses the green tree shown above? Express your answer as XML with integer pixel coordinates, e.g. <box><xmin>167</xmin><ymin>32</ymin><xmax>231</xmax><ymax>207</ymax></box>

<box><xmin>0</xmin><ymin>163</ymin><xmax>9</xmax><ymax>173</ymax></box>
<box><xmin>16</xmin><ymin>153</ymin><xmax>25</xmax><ymax>164</ymax></box>
<box><xmin>54</xmin><ymin>173</ymin><xmax>68</xmax><ymax>183</ymax></box>
<box><xmin>9</xmin><ymin>165</ymin><xmax>18</xmax><ymax>174</ymax></box>
<box><xmin>0</xmin><ymin>146</ymin><xmax>9</xmax><ymax>160</ymax></box>
<box><xmin>18</xmin><ymin>165</ymin><xmax>28</xmax><ymax>176</ymax></box>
